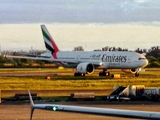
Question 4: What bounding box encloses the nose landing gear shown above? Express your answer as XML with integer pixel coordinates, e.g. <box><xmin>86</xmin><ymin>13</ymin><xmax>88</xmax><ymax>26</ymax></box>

<box><xmin>135</xmin><ymin>72</ymin><xmax>139</xmax><ymax>77</ymax></box>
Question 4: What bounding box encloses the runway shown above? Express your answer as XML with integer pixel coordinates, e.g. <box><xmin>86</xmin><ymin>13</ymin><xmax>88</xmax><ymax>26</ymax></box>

<box><xmin>1</xmin><ymin>102</ymin><xmax>160</xmax><ymax>120</ymax></box>
<box><xmin>0</xmin><ymin>72</ymin><xmax>59</xmax><ymax>77</ymax></box>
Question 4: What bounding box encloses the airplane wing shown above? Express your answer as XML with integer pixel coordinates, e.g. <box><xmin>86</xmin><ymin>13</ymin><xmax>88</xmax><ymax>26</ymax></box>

<box><xmin>6</xmin><ymin>55</ymin><xmax>103</xmax><ymax>66</ymax></box>
<box><xmin>28</xmin><ymin>90</ymin><xmax>160</xmax><ymax>120</ymax></box>
<box><xmin>6</xmin><ymin>55</ymin><xmax>54</xmax><ymax>61</ymax></box>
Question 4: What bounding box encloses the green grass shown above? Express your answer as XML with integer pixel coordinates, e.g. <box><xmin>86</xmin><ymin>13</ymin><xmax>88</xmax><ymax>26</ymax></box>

<box><xmin>0</xmin><ymin>68</ymin><xmax>160</xmax><ymax>90</ymax></box>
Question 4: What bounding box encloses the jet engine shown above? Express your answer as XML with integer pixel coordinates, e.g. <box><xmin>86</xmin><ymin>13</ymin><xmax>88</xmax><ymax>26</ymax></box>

<box><xmin>122</xmin><ymin>68</ymin><xmax>141</xmax><ymax>74</ymax></box>
<box><xmin>76</xmin><ymin>63</ymin><xmax>94</xmax><ymax>74</ymax></box>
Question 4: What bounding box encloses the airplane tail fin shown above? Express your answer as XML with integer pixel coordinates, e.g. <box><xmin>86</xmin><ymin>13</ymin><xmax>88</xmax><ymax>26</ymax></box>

<box><xmin>41</xmin><ymin>25</ymin><xmax>59</xmax><ymax>59</ymax></box>
<box><xmin>28</xmin><ymin>90</ymin><xmax>35</xmax><ymax>120</ymax></box>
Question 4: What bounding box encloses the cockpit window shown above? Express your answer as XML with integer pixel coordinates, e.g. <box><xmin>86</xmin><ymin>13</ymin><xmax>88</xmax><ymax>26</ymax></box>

<box><xmin>138</xmin><ymin>58</ymin><xmax>146</xmax><ymax>60</ymax></box>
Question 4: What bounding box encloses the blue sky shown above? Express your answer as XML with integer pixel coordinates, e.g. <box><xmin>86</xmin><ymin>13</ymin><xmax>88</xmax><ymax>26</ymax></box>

<box><xmin>1</xmin><ymin>0</ymin><xmax>160</xmax><ymax>24</ymax></box>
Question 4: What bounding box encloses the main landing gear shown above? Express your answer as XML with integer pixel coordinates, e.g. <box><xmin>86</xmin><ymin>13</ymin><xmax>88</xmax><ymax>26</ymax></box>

<box><xmin>99</xmin><ymin>69</ymin><xmax>110</xmax><ymax>76</ymax></box>
<box><xmin>74</xmin><ymin>72</ymin><xmax>85</xmax><ymax>76</ymax></box>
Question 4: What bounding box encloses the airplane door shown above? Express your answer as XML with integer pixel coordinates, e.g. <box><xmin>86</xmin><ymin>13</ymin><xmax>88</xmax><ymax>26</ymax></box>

<box><xmin>76</xmin><ymin>55</ymin><xmax>80</xmax><ymax>61</ymax></box>
<box><xmin>128</xmin><ymin>56</ymin><xmax>131</xmax><ymax>63</ymax></box>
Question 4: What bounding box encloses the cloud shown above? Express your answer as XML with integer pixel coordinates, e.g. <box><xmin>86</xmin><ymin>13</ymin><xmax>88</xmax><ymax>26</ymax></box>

<box><xmin>135</xmin><ymin>0</ymin><xmax>147</xmax><ymax>3</ymax></box>
<box><xmin>0</xmin><ymin>0</ymin><xmax>160</xmax><ymax>23</ymax></box>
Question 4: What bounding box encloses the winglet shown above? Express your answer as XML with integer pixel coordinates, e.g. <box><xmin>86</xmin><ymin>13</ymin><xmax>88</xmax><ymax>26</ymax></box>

<box><xmin>28</xmin><ymin>90</ymin><xmax>35</xmax><ymax>120</ymax></box>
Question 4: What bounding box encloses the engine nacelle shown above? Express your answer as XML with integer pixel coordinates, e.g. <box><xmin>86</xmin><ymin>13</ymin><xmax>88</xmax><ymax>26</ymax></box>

<box><xmin>76</xmin><ymin>63</ymin><xmax>94</xmax><ymax>74</ymax></box>
<box><xmin>122</xmin><ymin>68</ymin><xmax>141</xmax><ymax>74</ymax></box>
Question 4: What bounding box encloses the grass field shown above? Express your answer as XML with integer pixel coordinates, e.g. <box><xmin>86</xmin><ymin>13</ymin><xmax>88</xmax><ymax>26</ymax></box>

<box><xmin>0</xmin><ymin>68</ymin><xmax>160</xmax><ymax>90</ymax></box>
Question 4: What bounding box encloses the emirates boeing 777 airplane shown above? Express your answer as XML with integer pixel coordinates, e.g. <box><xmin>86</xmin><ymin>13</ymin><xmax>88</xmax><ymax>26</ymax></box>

<box><xmin>7</xmin><ymin>25</ymin><xmax>148</xmax><ymax>77</ymax></box>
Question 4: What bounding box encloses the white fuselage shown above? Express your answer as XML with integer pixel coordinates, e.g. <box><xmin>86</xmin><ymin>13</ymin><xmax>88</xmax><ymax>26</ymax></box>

<box><xmin>55</xmin><ymin>51</ymin><xmax>148</xmax><ymax>69</ymax></box>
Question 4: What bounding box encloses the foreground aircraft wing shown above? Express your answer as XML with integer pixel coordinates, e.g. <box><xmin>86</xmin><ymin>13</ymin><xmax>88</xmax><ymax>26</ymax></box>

<box><xmin>28</xmin><ymin>90</ymin><xmax>160</xmax><ymax>120</ymax></box>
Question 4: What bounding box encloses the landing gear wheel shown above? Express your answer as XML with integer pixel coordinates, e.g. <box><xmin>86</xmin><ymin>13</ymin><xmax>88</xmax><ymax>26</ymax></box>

<box><xmin>82</xmin><ymin>73</ymin><xmax>85</xmax><ymax>76</ymax></box>
<box><xmin>99</xmin><ymin>72</ymin><xmax>110</xmax><ymax>76</ymax></box>
<box><xmin>106</xmin><ymin>72</ymin><xmax>110</xmax><ymax>76</ymax></box>
<box><xmin>74</xmin><ymin>73</ymin><xmax>85</xmax><ymax>76</ymax></box>
<box><xmin>74</xmin><ymin>73</ymin><xmax>81</xmax><ymax>76</ymax></box>
<box><xmin>99</xmin><ymin>72</ymin><xmax>102</xmax><ymax>76</ymax></box>
<box><xmin>135</xmin><ymin>72</ymin><xmax>139</xmax><ymax>77</ymax></box>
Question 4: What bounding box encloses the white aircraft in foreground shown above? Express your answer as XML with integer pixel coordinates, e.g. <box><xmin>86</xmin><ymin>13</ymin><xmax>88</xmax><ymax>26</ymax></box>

<box><xmin>28</xmin><ymin>90</ymin><xmax>160</xmax><ymax>120</ymax></box>
<box><xmin>7</xmin><ymin>25</ymin><xmax>148</xmax><ymax>77</ymax></box>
